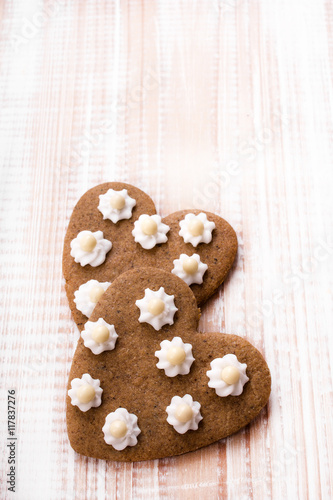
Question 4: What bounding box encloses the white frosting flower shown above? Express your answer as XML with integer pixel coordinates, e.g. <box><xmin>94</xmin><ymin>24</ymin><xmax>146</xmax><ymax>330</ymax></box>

<box><xmin>171</xmin><ymin>253</ymin><xmax>208</xmax><ymax>285</ymax></box>
<box><xmin>166</xmin><ymin>394</ymin><xmax>203</xmax><ymax>434</ymax></box>
<box><xmin>98</xmin><ymin>188</ymin><xmax>136</xmax><ymax>223</ymax></box>
<box><xmin>207</xmin><ymin>354</ymin><xmax>249</xmax><ymax>397</ymax></box>
<box><xmin>135</xmin><ymin>287</ymin><xmax>178</xmax><ymax>331</ymax></box>
<box><xmin>74</xmin><ymin>279</ymin><xmax>111</xmax><ymax>317</ymax></box>
<box><xmin>81</xmin><ymin>318</ymin><xmax>118</xmax><ymax>355</ymax></box>
<box><xmin>155</xmin><ymin>337</ymin><xmax>194</xmax><ymax>377</ymax></box>
<box><xmin>179</xmin><ymin>213</ymin><xmax>215</xmax><ymax>247</ymax></box>
<box><xmin>68</xmin><ymin>373</ymin><xmax>103</xmax><ymax>412</ymax></box>
<box><xmin>70</xmin><ymin>230</ymin><xmax>112</xmax><ymax>267</ymax></box>
<box><xmin>102</xmin><ymin>408</ymin><xmax>141</xmax><ymax>450</ymax></box>
<box><xmin>132</xmin><ymin>214</ymin><xmax>170</xmax><ymax>249</ymax></box>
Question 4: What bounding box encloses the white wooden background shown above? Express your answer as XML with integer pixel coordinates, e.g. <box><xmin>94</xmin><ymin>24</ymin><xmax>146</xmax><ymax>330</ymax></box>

<box><xmin>1</xmin><ymin>1</ymin><xmax>332</xmax><ymax>499</ymax></box>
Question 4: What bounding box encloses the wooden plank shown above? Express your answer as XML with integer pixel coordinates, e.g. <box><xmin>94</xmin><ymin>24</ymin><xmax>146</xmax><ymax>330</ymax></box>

<box><xmin>0</xmin><ymin>1</ymin><xmax>332</xmax><ymax>499</ymax></box>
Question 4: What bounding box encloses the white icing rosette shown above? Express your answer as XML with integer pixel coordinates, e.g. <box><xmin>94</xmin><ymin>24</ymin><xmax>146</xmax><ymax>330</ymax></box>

<box><xmin>166</xmin><ymin>394</ymin><xmax>203</xmax><ymax>434</ymax></box>
<box><xmin>132</xmin><ymin>214</ymin><xmax>170</xmax><ymax>249</ymax></box>
<box><xmin>74</xmin><ymin>279</ymin><xmax>111</xmax><ymax>317</ymax></box>
<box><xmin>98</xmin><ymin>188</ymin><xmax>136</xmax><ymax>223</ymax></box>
<box><xmin>102</xmin><ymin>408</ymin><xmax>141</xmax><ymax>450</ymax></box>
<box><xmin>155</xmin><ymin>337</ymin><xmax>194</xmax><ymax>377</ymax></box>
<box><xmin>70</xmin><ymin>230</ymin><xmax>112</xmax><ymax>267</ymax></box>
<box><xmin>207</xmin><ymin>354</ymin><xmax>249</xmax><ymax>397</ymax></box>
<box><xmin>135</xmin><ymin>287</ymin><xmax>178</xmax><ymax>331</ymax></box>
<box><xmin>81</xmin><ymin>317</ymin><xmax>118</xmax><ymax>355</ymax></box>
<box><xmin>179</xmin><ymin>213</ymin><xmax>215</xmax><ymax>247</ymax></box>
<box><xmin>171</xmin><ymin>253</ymin><xmax>208</xmax><ymax>285</ymax></box>
<box><xmin>68</xmin><ymin>373</ymin><xmax>103</xmax><ymax>412</ymax></box>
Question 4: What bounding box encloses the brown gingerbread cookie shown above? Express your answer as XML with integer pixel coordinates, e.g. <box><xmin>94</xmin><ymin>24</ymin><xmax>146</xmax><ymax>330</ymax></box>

<box><xmin>63</xmin><ymin>182</ymin><xmax>237</xmax><ymax>330</ymax></box>
<box><xmin>66</xmin><ymin>268</ymin><xmax>271</xmax><ymax>462</ymax></box>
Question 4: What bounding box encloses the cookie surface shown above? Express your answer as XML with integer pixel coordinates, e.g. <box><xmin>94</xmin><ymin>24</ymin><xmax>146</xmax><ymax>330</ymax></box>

<box><xmin>66</xmin><ymin>268</ymin><xmax>271</xmax><ymax>462</ymax></box>
<box><xmin>63</xmin><ymin>182</ymin><xmax>237</xmax><ymax>330</ymax></box>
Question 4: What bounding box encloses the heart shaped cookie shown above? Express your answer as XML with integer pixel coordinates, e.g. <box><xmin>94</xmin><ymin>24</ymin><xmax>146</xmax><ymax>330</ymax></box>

<box><xmin>66</xmin><ymin>268</ymin><xmax>271</xmax><ymax>462</ymax></box>
<box><xmin>63</xmin><ymin>182</ymin><xmax>237</xmax><ymax>330</ymax></box>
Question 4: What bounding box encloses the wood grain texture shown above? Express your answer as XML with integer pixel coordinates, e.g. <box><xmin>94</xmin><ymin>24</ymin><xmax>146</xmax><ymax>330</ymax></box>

<box><xmin>0</xmin><ymin>0</ymin><xmax>332</xmax><ymax>499</ymax></box>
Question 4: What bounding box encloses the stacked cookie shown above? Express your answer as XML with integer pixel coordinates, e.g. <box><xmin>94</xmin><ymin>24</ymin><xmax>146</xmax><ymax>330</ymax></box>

<box><xmin>63</xmin><ymin>182</ymin><xmax>271</xmax><ymax>462</ymax></box>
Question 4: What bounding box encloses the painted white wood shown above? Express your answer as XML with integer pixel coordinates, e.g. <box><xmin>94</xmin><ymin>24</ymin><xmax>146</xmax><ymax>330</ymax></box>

<box><xmin>0</xmin><ymin>0</ymin><xmax>332</xmax><ymax>499</ymax></box>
